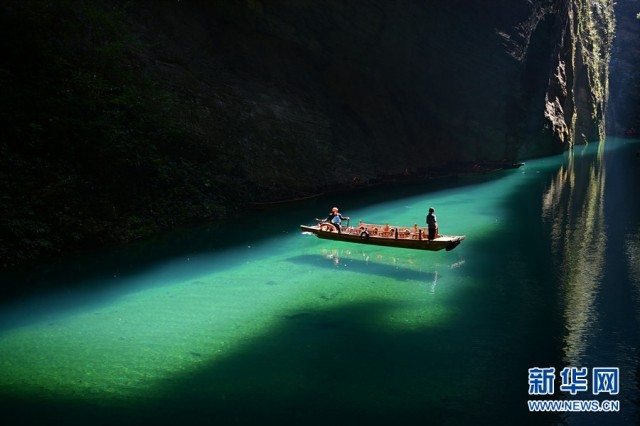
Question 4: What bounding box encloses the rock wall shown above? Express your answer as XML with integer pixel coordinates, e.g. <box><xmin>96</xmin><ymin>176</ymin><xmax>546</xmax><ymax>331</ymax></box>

<box><xmin>127</xmin><ymin>0</ymin><xmax>613</xmax><ymax>163</ymax></box>
<box><xmin>608</xmin><ymin>0</ymin><xmax>640</xmax><ymax>134</ymax></box>
<box><xmin>0</xmin><ymin>0</ymin><xmax>616</xmax><ymax>265</ymax></box>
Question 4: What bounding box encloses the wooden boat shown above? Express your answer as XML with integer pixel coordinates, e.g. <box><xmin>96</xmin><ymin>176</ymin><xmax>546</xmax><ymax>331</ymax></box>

<box><xmin>300</xmin><ymin>220</ymin><xmax>465</xmax><ymax>251</ymax></box>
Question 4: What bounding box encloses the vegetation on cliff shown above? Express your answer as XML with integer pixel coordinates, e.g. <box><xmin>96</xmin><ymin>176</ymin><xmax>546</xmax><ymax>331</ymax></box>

<box><xmin>574</xmin><ymin>0</ymin><xmax>615</xmax><ymax>143</ymax></box>
<box><xmin>0</xmin><ymin>1</ymin><xmax>233</xmax><ymax>264</ymax></box>
<box><xmin>0</xmin><ymin>0</ymin><xmax>619</xmax><ymax>266</ymax></box>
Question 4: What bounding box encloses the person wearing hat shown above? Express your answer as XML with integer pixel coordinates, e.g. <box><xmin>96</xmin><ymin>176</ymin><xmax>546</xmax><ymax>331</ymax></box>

<box><xmin>326</xmin><ymin>207</ymin><xmax>350</xmax><ymax>233</ymax></box>
<box><xmin>426</xmin><ymin>207</ymin><xmax>438</xmax><ymax>240</ymax></box>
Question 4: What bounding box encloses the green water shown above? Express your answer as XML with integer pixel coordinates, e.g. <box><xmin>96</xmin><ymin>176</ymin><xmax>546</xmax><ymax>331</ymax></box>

<box><xmin>1</xmin><ymin>138</ymin><xmax>639</xmax><ymax>425</ymax></box>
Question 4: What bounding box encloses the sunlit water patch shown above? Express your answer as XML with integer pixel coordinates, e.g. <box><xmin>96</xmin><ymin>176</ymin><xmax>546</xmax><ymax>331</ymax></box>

<box><xmin>0</xmin><ymin>232</ymin><xmax>473</xmax><ymax>403</ymax></box>
<box><xmin>0</xmin><ymin>138</ymin><xmax>639</xmax><ymax>424</ymax></box>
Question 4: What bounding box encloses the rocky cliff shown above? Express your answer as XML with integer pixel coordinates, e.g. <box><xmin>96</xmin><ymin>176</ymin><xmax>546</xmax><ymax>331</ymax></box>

<box><xmin>608</xmin><ymin>0</ymin><xmax>640</xmax><ymax>134</ymax></box>
<box><xmin>0</xmin><ymin>0</ymin><xmax>616</xmax><ymax>265</ymax></box>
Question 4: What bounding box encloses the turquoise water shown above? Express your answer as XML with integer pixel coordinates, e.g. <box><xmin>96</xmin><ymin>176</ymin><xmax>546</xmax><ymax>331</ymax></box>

<box><xmin>0</xmin><ymin>138</ymin><xmax>639</xmax><ymax>425</ymax></box>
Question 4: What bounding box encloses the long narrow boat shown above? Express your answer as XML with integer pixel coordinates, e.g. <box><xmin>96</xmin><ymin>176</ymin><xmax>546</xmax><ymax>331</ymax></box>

<box><xmin>300</xmin><ymin>220</ymin><xmax>465</xmax><ymax>251</ymax></box>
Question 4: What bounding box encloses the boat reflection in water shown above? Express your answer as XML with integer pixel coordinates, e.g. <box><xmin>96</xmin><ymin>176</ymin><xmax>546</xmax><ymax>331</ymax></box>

<box><xmin>312</xmin><ymin>247</ymin><xmax>465</xmax><ymax>294</ymax></box>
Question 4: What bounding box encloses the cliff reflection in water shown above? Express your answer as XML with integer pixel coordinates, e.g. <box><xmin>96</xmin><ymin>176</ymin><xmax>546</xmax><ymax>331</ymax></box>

<box><xmin>541</xmin><ymin>144</ymin><xmax>607</xmax><ymax>366</ymax></box>
<box><xmin>628</xmin><ymin>228</ymin><xmax>640</xmax><ymax>317</ymax></box>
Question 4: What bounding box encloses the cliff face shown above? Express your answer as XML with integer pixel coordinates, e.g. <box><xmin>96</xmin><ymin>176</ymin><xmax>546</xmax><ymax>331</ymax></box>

<box><xmin>537</xmin><ymin>0</ymin><xmax>614</xmax><ymax>147</ymax></box>
<box><xmin>608</xmin><ymin>0</ymin><xmax>640</xmax><ymax>134</ymax></box>
<box><xmin>126</xmin><ymin>0</ymin><xmax>614</xmax><ymax>162</ymax></box>
<box><xmin>0</xmin><ymin>0</ymin><xmax>616</xmax><ymax>265</ymax></box>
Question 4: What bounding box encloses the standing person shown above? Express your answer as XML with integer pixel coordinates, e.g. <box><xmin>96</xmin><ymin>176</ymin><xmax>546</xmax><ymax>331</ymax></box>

<box><xmin>426</xmin><ymin>207</ymin><xmax>438</xmax><ymax>240</ymax></box>
<box><xmin>326</xmin><ymin>207</ymin><xmax>349</xmax><ymax>233</ymax></box>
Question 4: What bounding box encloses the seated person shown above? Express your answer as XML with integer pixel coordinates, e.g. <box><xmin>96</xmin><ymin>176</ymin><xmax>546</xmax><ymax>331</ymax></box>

<box><xmin>326</xmin><ymin>207</ymin><xmax>350</xmax><ymax>233</ymax></box>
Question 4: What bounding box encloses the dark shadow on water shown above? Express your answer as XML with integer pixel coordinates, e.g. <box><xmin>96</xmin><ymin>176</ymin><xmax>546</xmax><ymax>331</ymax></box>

<box><xmin>0</xmin><ymin>299</ymin><xmax>564</xmax><ymax>426</ymax></box>
<box><xmin>287</xmin><ymin>253</ymin><xmax>444</xmax><ymax>283</ymax></box>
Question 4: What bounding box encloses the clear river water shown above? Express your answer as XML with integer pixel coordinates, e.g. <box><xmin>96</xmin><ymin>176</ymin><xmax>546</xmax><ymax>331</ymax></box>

<box><xmin>0</xmin><ymin>138</ymin><xmax>639</xmax><ymax>425</ymax></box>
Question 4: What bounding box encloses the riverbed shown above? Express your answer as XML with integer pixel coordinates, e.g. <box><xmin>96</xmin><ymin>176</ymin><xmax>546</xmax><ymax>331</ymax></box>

<box><xmin>0</xmin><ymin>138</ymin><xmax>638</xmax><ymax>425</ymax></box>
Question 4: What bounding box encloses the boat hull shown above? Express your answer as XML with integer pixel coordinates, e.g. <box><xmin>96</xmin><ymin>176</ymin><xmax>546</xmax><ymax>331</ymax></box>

<box><xmin>300</xmin><ymin>224</ymin><xmax>465</xmax><ymax>251</ymax></box>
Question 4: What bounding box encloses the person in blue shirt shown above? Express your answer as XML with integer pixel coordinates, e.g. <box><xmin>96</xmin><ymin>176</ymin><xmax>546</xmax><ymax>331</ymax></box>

<box><xmin>426</xmin><ymin>207</ymin><xmax>438</xmax><ymax>240</ymax></box>
<box><xmin>326</xmin><ymin>207</ymin><xmax>349</xmax><ymax>233</ymax></box>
